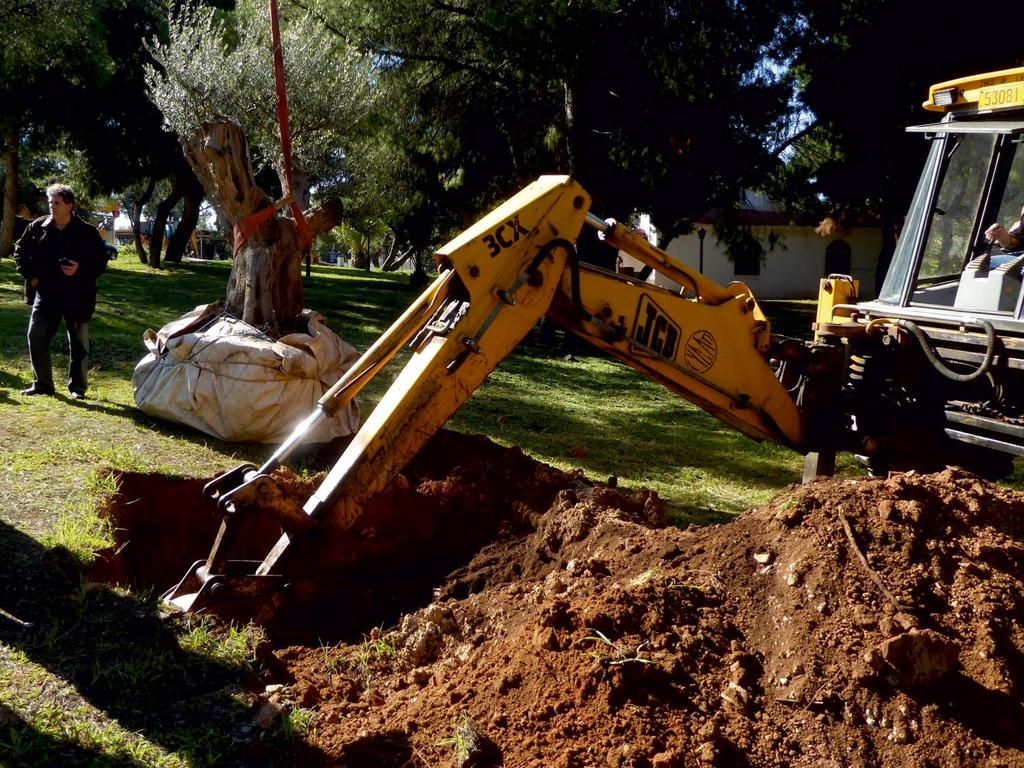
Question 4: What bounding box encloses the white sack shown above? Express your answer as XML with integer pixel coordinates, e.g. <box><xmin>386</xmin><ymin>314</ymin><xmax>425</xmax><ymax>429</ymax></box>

<box><xmin>132</xmin><ymin>302</ymin><xmax>360</xmax><ymax>443</ymax></box>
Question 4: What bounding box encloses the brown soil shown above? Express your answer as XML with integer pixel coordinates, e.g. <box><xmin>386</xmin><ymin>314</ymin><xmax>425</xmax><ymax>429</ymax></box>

<box><xmin>96</xmin><ymin>430</ymin><xmax>1024</xmax><ymax>768</ymax></box>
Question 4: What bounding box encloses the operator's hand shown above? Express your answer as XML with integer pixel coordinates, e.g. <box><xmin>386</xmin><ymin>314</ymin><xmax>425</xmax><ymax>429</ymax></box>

<box><xmin>60</xmin><ymin>260</ymin><xmax>79</xmax><ymax>277</ymax></box>
<box><xmin>985</xmin><ymin>223</ymin><xmax>1020</xmax><ymax>249</ymax></box>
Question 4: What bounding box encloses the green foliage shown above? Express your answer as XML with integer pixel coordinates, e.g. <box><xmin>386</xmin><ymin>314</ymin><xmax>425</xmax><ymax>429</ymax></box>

<box><xmin>0</xmin><ymin>0</ymin><xmax>178</xmax><ymax>262</ymax></box>
<box><xmin>575</xmin><ymin>628</ymin><xmax>655</xmax><ymax>667</ymax></box>
<box><xmin>147</xmin><ymin>0</ymin><xmax>376</xmax><ymax>200</ymax></box>
<box><xmin>314</xmin><ymin>0</ymin><xmax>809</xmax><ymax>250</ymax></box>
<box><xmin>436</xmin><ymin>712</ymin><xmax>477</xmax><ymax>763</ymax></box>
<box><xmin>276</xmin><ymin>706</ymin><xmax>315</xmax><ymax>741</ymax></box>
<box><xmin>115</xmin><ymin>242</ymin><xmax>137</xmax><ymax>260</ymax></box>
<box><xmin>0</xmin><ymin>0</ymin><xmax>172</xmax><ymax>184</ymax></box>
<box><xmin>0</xmin><ymin>0</ymin><xmax>112</xmax><ymax>100</ymax></box>
<box><xmin>337</xmin><ymin>628</ymin><xmax>400</xmax><ymax>697</ymax></box>
<box><xmin>358</xmin><ymin>633</ymin><xmax>398</xmax><ymax>663</ymax></box>
<box><xmin>178</xmin><ymin>617</ymin><xmax>267</xmax><ymax>670</ymax></box>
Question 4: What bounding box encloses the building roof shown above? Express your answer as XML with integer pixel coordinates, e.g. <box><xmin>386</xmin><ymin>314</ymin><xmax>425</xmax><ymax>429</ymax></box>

<box><xmin>692</xmin><ymin>208</ymin><xmax>881</xmax><ymax>230</ymax></box>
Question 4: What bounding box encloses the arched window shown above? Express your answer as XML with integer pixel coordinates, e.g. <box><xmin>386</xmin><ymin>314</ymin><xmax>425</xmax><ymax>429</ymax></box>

<box><xmin>825</xmin><ymin>239</ymin><xmax>852</xmax><ymax>275</ymax></box>
<box><xmin>733</xmin><ymin>241</ymin><xmax>763</xmax><ymax>276</ymax></box>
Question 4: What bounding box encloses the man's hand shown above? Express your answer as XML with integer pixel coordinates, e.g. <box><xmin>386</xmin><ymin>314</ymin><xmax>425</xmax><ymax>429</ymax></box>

<box><xmin>985</xmin><ymin>223</ymin><xmax>1020</xmax><ymax>250</ymax></box>
<box><xmin>60</xmin><ymin>259</ymin><xmax>79</xmax><ymax>276</ymax></box>
<box><xmin>29</xmin><ymin>277</ymin><xmax>39</xmax><ymax>289</ymax></box>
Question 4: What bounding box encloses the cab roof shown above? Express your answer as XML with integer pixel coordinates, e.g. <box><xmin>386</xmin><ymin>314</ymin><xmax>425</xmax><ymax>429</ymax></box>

<box><xmin>924</xmin><ymin>66</ymin><xmax>1024</xmax><ymax>114</ymax></box>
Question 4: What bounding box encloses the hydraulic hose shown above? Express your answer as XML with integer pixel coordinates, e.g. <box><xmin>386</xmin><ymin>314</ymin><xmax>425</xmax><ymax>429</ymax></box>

<box><xmin>896</xmin><ymin>317</ymin><xmax>997</xmax><ymax>383</ymax></box>
<box><xmin>527</xmin><ymin>237</ymin><xmax>582</xmax><ymax>312</ymax></box>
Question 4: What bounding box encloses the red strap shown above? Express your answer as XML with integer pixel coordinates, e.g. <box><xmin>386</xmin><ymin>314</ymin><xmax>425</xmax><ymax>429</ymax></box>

<box><xmin>269</xmin><ymin>0</ymin><xmax>311</xmax><ymax>251</ymax></box>
<box><xmin>235</xmin><ymin>0</ymin><xmax>311</xmax><ymax>256</ymax></box>
<box><xmin>232</xmin><ymin>205</ymin><xmax>277</xmax><ymax>256</ymax></box>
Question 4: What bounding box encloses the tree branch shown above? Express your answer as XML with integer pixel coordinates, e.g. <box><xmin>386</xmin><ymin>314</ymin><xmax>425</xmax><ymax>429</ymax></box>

<box><xmin>304</xmin><ymin>198</ymin><xmax>344</xmax><ymax>238</ymax></box>
<box><xmin>290</xmin><ymin>0</ymin><xmax>515</xmax><ymax>90</ymax></box>
<box><xmin>767</xmin><ymin>118</ymin><xmax>821</xmax><ymax>162</ymax></box>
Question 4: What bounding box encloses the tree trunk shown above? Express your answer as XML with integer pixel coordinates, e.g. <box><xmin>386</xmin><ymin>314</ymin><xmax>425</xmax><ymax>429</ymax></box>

<box><xmin>382</xmin><ymin>235</ymin><xmax>396</xmax><ymax>267</ymax></box>
<box><xmin>225</xmin><ymin>218</ymin><xmax>305</xmax><ymax>331</ymax></box>
<box><xmin>274</xmin><ymin>161</ymin><xmax>311</xmax><ymax>211</ymax></box>
<box><xmin>1</xmin><ymin>125</ymin><xmax>19</xmax><ymax>259</ymax></box>
<box><xmin>563</xmin><ymin>80</ymin><xmax>579</xmax><ymax>179</ymax></box>
<box><xmin>165</xmin><ymin>155</ymin><xmax>206</xmax><ymax>264</ymax></box>
<box><xmin>180</xmin><ymin>117</ymin><xmax>341</xmax><ymax>337</ymax></box>
<box><xmin>410</xmin><ymin>249</ymin><xmax>429</xmax><ymax>287</ymax></box>
<box><xmin>132</xmin><ymin>177</ymin><xmax>156</xmax><ymax>264</ymax></box>
<box><xmin>275</xmin><ymin>163</ymin><xmax>313</xmax><ymax>278</ymax></box>
<box><xmin>166</xmin><ymin>183</ymin><xmax>202</xmax><ymax>263</ymax></box>
<box><xmin>149</xmin><ymin>187</ymin><xmax>182</xmax><ymax>269</ymax></box>
<box><xmin>213</xmin><ymin>203</ymin><xmax>232</xmax><ymax>254</ymax></box>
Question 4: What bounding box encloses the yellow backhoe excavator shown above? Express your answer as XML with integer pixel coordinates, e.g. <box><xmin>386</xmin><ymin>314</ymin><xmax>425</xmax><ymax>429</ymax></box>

<box><xmin>165</xmin><ymin>66</ymin><xmax>1024</xmax><ymax>622</ymax></box>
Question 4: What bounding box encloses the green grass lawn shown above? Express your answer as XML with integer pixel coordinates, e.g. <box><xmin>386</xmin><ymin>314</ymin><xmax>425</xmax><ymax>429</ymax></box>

<box><xmin>0</xmin><ymin>253</ymin><xmax>831</xmax><ymax>766</ymax></box>
<box><xmin>1</xmin><ymin>255</ymin><xmax>817</xmax><ymax>528</ymax></box>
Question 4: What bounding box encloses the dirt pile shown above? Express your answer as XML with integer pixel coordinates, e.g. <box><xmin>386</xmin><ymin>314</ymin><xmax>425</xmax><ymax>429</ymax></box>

<box><xmin>280</xmin><ymin>443</ymin><xmax>1024</xmax><ymax>767</ymax></box>
<box><xmin>97</xmin><ymin>432</ymin><xmax>1024</xmax><ymax>767</ymax></box>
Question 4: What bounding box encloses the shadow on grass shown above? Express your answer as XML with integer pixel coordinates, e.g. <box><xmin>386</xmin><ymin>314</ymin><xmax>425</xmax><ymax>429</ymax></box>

<box><xmin>760</xmin><ymin>299</ymin><xmax>817</xmax><ymax>341</ymax></box>
<box><xmin>0</xmin><ymin>701</ymin><xmax>136</xmax><ymax>768</ymax></box>
<box><xmin>0</xmin><ymin>387</ymin><xmax>268</xmax><ymax>474</ymax></box>
<box><xmin>0</xmin><ymin>362</ymin><xmax>24</xmax><ymax>383</ymax></box>
<box><xmin>0</xmin><ymin>367</ymin><xmax>20</xmax><ymax>405</ymax></box>
<box><xmin>0</xmin><ymin>520</ymin><xmax>325</xmax><ymax>768</ymax></box>
<box><xmin>462</xmin><ymin>345</ymin><xmax>803</xmax><ymax>512</ymax></box>
<box><xmin>55</xmin><ymin>393</ymin><xmax>270</xmax><ymax>465</ymax></box>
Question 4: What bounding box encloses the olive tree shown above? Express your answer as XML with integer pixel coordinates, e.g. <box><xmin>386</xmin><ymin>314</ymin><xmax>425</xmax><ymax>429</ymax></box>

<box><xmin>147</xmin><ymin>1</ymin><xmax>374</xmax><ymax>334</ymax></box>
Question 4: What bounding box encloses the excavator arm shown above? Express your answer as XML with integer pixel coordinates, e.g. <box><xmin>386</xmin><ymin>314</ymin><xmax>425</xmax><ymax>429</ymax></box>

<box><xmin>548</xmin><ymin>227</ymin><xmax>803</xmax><ymax>448</ymax></box>
<box><xmin>164</xmin><ymin>176</ymin><xmax>807</xmax><ymax>620</ymax></box>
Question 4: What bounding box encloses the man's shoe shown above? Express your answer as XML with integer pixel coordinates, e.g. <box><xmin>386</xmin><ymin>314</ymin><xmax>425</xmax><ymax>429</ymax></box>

<box><xmin>68</xmin><ymin>391</ymin><xmax>85</xmax><ymax>400</ymax></box>
<box><xmin>20</xmin><ymin>386</ymin><xmax>54</xmax><ymax>396</ymax></box>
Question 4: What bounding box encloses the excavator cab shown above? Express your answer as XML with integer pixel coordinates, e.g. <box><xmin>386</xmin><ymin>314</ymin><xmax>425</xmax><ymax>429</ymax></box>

<box><xmin>818</xmin><ymin>66</ymin><xmax>1024</xmax><ymax>470</ymax></box>
<box><xmin>883</xmin><ymin>114</ymin><xmax>1024</xmax><ymax>313</ymax></box>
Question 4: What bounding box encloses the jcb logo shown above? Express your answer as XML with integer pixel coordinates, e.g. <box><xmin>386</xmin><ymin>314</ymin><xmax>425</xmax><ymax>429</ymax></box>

<box><xmin>481</xmin><ymin>216</ymin><xmax>530</xmax><ymax>257</ymax></box>
<box><xmin>632</xmin><ymin>295</ymin><xmax>680</xmax><ymax>360</ymax></box>
<box><xmin>683</xmin><ymin>330</ymin><xmax>717</xmax><ymax>373</ymax></box>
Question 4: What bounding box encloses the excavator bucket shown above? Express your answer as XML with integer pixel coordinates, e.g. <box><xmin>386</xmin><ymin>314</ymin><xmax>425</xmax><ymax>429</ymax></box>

<box><xmin>160</xmin><ymin>464</ymin><xmax>296</xmax><ymax>621</ymax></box>
<box><xmin>162</xmin><ymin>559</ymin><xmax>285</xmax><ymax>624</ymax></box>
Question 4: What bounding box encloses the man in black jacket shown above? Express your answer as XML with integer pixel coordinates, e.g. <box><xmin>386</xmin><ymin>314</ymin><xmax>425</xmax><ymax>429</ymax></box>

<box><xmin>14</xmin><ymin>184</ymin><xmax>109</xmax><ymax>399</ymax></box>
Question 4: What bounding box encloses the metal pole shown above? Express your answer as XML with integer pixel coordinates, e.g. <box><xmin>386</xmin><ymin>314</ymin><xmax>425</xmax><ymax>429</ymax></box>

<box><xmin>698</xmin><ymin>227</ymin><xmax>706</xmax><ymax>274</ymax></box>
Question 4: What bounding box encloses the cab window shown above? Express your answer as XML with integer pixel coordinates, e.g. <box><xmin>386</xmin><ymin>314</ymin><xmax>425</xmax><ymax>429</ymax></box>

<box><xmin>909</xmin><ymin>131</ymin><xmax>1024</xmax><ymax>312</ymax></box>
<box><xmin>917</xmin><ymin>134</ymin><xmax>993</xmax><ymax>287</ymax></box>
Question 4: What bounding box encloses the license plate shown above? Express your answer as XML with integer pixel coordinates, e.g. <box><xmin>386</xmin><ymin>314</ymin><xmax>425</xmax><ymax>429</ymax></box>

<box><xmin>978</xmin><ymin>82</ymin><xmax>1024</xmax><ymax>111</ymax></box>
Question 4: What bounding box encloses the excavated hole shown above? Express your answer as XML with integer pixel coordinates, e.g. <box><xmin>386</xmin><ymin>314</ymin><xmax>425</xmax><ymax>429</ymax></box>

<box><xmin>90</xmin><ymin>431</ymin><xmax>559</xmax><ymax>644</ymax></box>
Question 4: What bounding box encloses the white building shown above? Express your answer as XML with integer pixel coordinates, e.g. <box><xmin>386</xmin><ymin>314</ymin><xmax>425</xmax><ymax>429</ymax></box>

<box><xmin>620</xmin><ymin>193</ymin><xmax>883</xmax><ymax>300</ymax></box>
